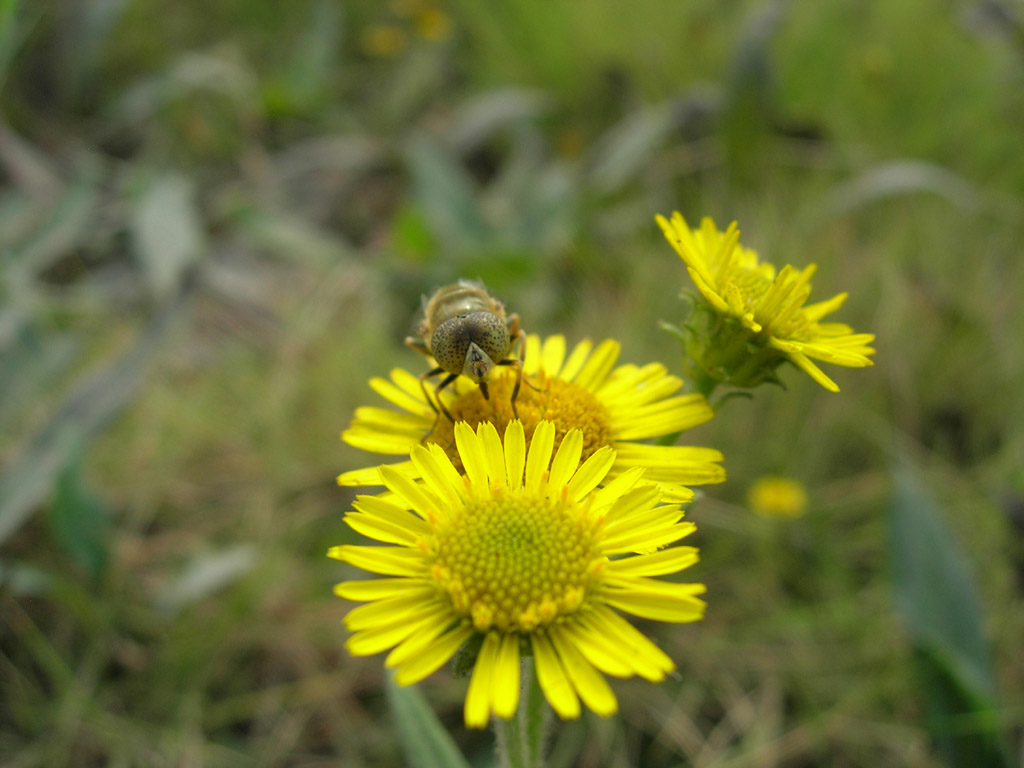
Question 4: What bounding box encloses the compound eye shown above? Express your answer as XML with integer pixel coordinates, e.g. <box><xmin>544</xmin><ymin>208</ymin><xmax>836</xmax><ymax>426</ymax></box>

<box><xmin>466</xmin><ymin>312</ymin><xmax>510</xmax><ymax>361</ymax></box>
<box><xmin>430</xmin><ymin>317</ymin><xmax>471</xmax><ymax>376</ymax></box>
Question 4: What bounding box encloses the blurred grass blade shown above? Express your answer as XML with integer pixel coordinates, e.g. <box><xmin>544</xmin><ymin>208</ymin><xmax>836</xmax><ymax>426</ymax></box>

<box><xmin>888</xmin><ymin>464</ymin><xmax>1010</xmax><ymax>767</ymax></box>
<box><xmin>0</xmin><ymin>294</ymin><xmax>190</xmax><ymax>546</ymax></box>
<box><xmin>0</xmin><ymin>325</ymin><xmax>78</xmax><ymax>432</ymax></box>
<box><xmin>384</xmin><ymin>671</ymin><xmax>471</xmax><ymax>768</ymax></box>
<box><xmin>132</xmin><ymin>172</ymin><xmax>205</xmax><ymax>300</ymax></box>
<box><xmin>155</xmin><ymin>544</ymin><xmax>257</xmax><ymax>614</ymax></box>
<box><xmin>265</xmin><ymin>0</ymin><xmax>342</xmax><ymax>115</ymax></box>
<box><xmin>0</xmin><ymin>0</ymin><xmax>44</xmax><ymax>94</ymax></box>
<box><xmin>719</xmin><ymin>0</ymin><xmax>785</xmax><ymax>176</ymax></box>
<box><xmin>63</xmin><ymin>0</ymin><xmax>130</xmax><ymax>100</ymax></box>
<box><xmin>48</xmin><ymin>446</ymin><xmax>109</xmax><ymax>583</ymax></box>
<box><xmin>406</xmin><ymin>134</ymin><xmax>489</xmax><ymax>252</ymax></box>
<box><xmin>825</xmin><ymin>161</ymin><xmax>981</xmax><ymax>219</ymax></box>
<box><xmin>588</xmin><ymin>102</ymin><xmax>675</xmax><ymax>194</ymax></box>
<box><xmin>447</xmin><ymin>88</ymin><xmax>548</xmax><ymax>151</ymax></box>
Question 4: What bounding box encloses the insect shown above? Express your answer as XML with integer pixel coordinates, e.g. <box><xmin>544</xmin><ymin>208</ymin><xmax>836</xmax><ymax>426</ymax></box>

<box><xmin>405</xmin><ymin>280</ymin><xmax>526</xmax><ymax>423</ymax></box>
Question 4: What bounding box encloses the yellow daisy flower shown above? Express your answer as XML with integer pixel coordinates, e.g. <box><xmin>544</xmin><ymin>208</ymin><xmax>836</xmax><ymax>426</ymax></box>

<box><xmin>339</xmin><ymin>334</ymin><xmax>725</xmax><ymax>503</ymax></box>
<box><xmin>330</xmin><ymin>420</ymin><xmax>705</xmax><ymax>728</ymax></box>
<box><xmin>657</xmin><ymin>212</ymin><xmax>876</xmax><ymax>392</ymax></box>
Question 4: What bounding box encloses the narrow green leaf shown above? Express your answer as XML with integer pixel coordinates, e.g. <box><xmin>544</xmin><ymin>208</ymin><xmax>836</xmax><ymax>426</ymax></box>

<box><xmin>48</xmin><ymin>449</ymin><xmax>109</xmax><ymax>583</ymax></box>
<box><xmin>888</xmin><ymin>464</ymin><xmax>1010</xmax><ymax>768</ymax></box>
<box><xmin>385</xmin><ymin>672</ymin><xmax>471</xmax><ymax>768</ymax></box>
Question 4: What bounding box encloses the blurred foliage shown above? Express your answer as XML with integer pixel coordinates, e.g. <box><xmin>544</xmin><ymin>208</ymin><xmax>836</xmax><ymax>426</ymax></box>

<box><xmin>2</xmin><ymin>0</ymin><xmax>1024</xmax><ymax>766</ymax></box>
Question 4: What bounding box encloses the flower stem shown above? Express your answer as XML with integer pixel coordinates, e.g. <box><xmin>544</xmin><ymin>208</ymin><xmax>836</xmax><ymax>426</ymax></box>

<box><xmin>495</xmin><ymin>658</ymin><xmax>548</xmax><ymax>768</ymax></box>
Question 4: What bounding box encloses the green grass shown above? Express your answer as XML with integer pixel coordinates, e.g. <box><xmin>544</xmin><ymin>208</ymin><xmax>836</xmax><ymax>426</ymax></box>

<box><xmin>2</xmin><ymin>0</ymin><xmax>1024</xmax><ymax>765</ymax></box>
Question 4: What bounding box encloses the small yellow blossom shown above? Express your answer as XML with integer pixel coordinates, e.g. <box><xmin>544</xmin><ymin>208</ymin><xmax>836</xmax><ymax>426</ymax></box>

<box><xmin>747</xmin><ymin>476</ymin><xmax>809</xmax><ymax>519</ymax></box>
<box><xmin>657</xmin><ymin>212</ymin><xmax>876</xmax><ymax>392</ymax></box>
<box><xmin>415</xmin><ymin>8</ymin><xmax>453</xmax><ymax>41</ymax></box>
<box><xmin>362</xmin><ymin>24</ymin><xmax>408</xmax><ymax>58</ymax></box>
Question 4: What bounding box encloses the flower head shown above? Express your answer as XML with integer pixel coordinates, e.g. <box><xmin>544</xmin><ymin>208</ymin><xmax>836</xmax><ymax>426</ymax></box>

<box><xmin>340</xmin><ymin>334</ymin><xmax>725</xmax><ymax>502</ymax></box>
<box><xmin>657</xmin><ymin>212</ymin><xmax>876</xmax><ymax>392</ymax></box>
<box><xmin>331</xmin><ymin>420</ymin><xmax>704</xmax><ymax>727</ymax></box>
<box><xmin>747</xmin><ymin>475</ymin><xmax>809</xmax><ymax>519</ymax></box>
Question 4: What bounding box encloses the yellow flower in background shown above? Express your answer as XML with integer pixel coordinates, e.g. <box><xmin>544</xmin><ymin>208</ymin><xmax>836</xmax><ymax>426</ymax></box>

<box><xmin>657</xmin><ymin>212</ymin><xmax>876</xmax><ymax>392</ymax></box>
<box><xmin>361</xmin><ymin>24</ymin><xmax>408</xmax><ymax>58</ymax></box>
<box><xmin>415</xmin><ymin>7</ymin><xmax>453</xmax><ymax>41</ymax></box>
<box><xmin>339</xmin><ymin>334</ymin><xmax>725</xmax><ymax>502</ymax></box>
<box><xmin>331</xmin><ymin>420</ymin><xmax>705</xmax><ymax>727</ymax></box>
<box><xmin>747</xmin><ymin>476</ymin><xmax>809</xmax><ymax>519</ymax></box>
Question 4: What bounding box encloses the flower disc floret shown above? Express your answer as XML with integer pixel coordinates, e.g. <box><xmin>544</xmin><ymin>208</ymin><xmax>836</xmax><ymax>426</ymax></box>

<box><xmin>436</xmin><ymin>493</ymin><xmax>601</xmax><ymax>632</ymax></box>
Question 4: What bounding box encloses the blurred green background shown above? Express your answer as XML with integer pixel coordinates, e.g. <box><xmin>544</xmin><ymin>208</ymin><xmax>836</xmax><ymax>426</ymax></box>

<box><xmin>2</xmin><ymin>0</ymin><xmax>1023</xmax><ymax>765</ymax></box>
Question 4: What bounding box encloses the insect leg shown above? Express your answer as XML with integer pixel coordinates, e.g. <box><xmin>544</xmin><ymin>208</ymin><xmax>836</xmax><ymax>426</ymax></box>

<box><xmin>496</xmin><ymin>357</ymin><xmax>523</xmax><ymax>420</ymax></box>
<box><xmin>405</xmin><ymin>336</ymin><xmax>432</xmax><ymax>357</ymax></box>
<box><xmin>418</xmin><ymin>366</ymin><xmax>445</xmax><ymax>416</ymax></box>
<box><xmin>433</xmin><ymin>373</ymin><xmax>459</xmax><ymax>423</ymax></box>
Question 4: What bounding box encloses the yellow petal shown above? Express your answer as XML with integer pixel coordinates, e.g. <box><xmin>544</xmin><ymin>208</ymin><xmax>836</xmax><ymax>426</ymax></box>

<box><xmin>540</xmin><ymin>334</ymin><xmax>567</xmax><ymax>375</ymax></box>
<box><xmin>328</xmin><ymin>545</ymin><xmax>427</xmax><ymax>577</ymax></box>
<box><xmin>524</xmin><ymin>420</ymin><xmax>555</xmax><ymax>492</ymax></box>
<box><xmin>369</xmin><ymin>374</ymin><xmax>433</xmax><ymax>417</ymax></box>
<box><xmin>464</xmin><ymin>632</ymin><xmax>502</xmax><ymax>728</ymax></box>
<box><xmin>532</xmin><ymin>632</ymin><xmax>580</xmax><ymax>720</ymax></box>
<box><xmin>558</xmin><ymin>338</ymin><xmax>593</xmax><ymax>382</ymax></box>
<box><xmin>478</xmin><ymin>422</ymin><xmax>506</xmax><ymax>489</ymax></box>
<box><xmin>603</xmin><ymin>583</ymin><xmax>707</xmax><ymax>623</ymax></box>
<box><xmin>394</xmin><ymin>623</ymin><xmax>474</xmax><ymax>685</ymax></box>
<box><xmin>334</xmin><ymin>578</ymin><xmax>413</xmax><ymax>601</ymax></box>
<box><xmin>548</xmin><ymin>428</ymin><xmax>583</xmax><ymax>491</ymax></box>
<box><xmin>504</xmin><ymin>420</ymin><xmax>526</xmax><ymax>492</ymax></box>
<box><xmin>607</xmin><ymin>546</ymin><xmax>700</xmax><ymax>577</ymax></box>
<box><xmin>492</xmin><ymin>634</ymin><xmax>521</xmax><ymax>719</ymax></box>
<box><xmin>455</xmin><ymin>421</ymin><xmax>489</xmax><ymax>493</ymax></box>
<box><xmin>566</xmin><ymin>446</ymin><xmax>615</xmax><ymax>502</ymax></box>
<box><xmin>573</xmin><ymin>339</ymin><xmax>620</xmax><ymax>390</ymax></box>
<box><xmin>549</xmin><ymin>626</ymin><xmax>618</xmax><ymax>716</ymax></box>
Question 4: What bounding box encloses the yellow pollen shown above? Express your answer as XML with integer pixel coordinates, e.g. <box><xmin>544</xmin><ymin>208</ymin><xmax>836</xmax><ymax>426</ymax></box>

<box><xmin>427</xmin><ymin>373</ymin><xmax>613</xmax><ymax>472</ymax></box>
<box><xmin>430</xmin><ymin>491</ymin><xmax>603</xmax><ymax>632</ymax></box>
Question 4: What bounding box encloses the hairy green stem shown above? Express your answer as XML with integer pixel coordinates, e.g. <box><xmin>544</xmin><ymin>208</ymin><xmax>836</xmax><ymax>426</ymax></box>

<box><xmin>494</xmin><ymin>658</ymin><xmax>548</xmax><ymax>768</ymax></box>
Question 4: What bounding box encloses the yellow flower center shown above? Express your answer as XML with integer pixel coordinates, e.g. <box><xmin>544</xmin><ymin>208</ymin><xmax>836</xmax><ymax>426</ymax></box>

<box><xmin>727</xmin><ymin>268</ymin><xmax>814</xmax><ymax>340</ymax></box>
<box><xmin>429</xmin><ymin>491</ymin><xmax>603</xmax><ymax>632</ymax></box>
<box><xmin>727</xmin><ymin>268</ymin><xmax>772</xmax><ymax>309</ymax></box>
<box><xmin>427</xmin><ymin>372</ymin><xmax>613</xmax><ymax>472</ymax></box>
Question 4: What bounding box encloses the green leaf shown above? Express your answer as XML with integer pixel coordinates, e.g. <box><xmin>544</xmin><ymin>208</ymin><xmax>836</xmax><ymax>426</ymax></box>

<box><xmin>48</xmin><ymin>448</ymin><xmax>109</xmax><ymax>583</ymax></box>
<box><xmin>384</xmin><ymin>672</ymin><xmax>471</xmax><ymax>768</ymax></box>
<box><xmin>888</xmin><ymin>464</ymin><xmax>1010</xmax><ymax>768</ymax></box>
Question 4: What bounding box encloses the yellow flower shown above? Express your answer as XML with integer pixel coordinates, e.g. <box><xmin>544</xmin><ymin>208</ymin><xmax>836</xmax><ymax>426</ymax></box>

<box><xmin>339</xmin><ymin>334</ymin><xmax>726</xmax><ymax>503</ymax></box>
<box><xmin>747</xmin><ymin>475</ymin><xmax>809</xmax><ymax>519</ymax></box>
<box><xmin>361</xmin><ymin>24</ymin><xmax>408</xmax><ymax>58</ymax></box>
<box><xmin>415</xmin><ymin>7</ymin><xmax>453</xmax><ymax>41</ymax></box>
<box><xmin>657</xmin><ymin>212</ymin><xmax>876</xmax><ymax>392</ymax></box>
<box><xmin>330</xmin><ymin>420</ymin><xmax>704</xmax><ymax>727</ymax></box>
